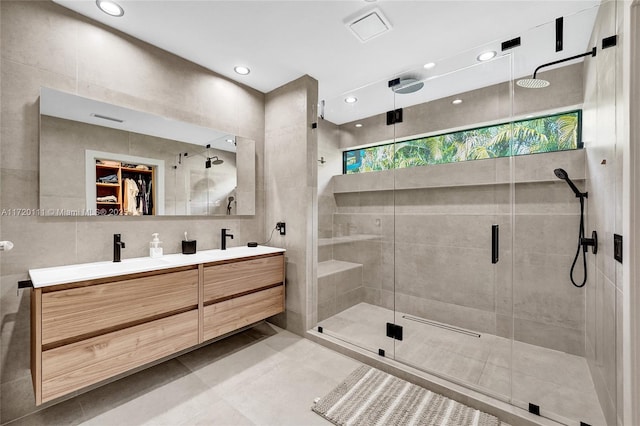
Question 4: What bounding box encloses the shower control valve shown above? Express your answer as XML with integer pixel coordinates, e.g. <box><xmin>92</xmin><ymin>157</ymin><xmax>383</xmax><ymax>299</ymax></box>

<box><xmin>581</xmin><ymin>230</ymin><xmax>598</xmax><ymax>254</ymax></box>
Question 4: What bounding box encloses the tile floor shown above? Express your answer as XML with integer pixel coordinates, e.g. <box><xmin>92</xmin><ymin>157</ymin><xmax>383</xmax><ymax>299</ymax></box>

<box><xmin>4</xmin><ymin>323</ymin><xmax>361</xmax><ymax>426</ymax></box>
<box><xmin>317</xmin><ymin>303</ymin><xmax>607</xmax><ymax>426</ymax></box>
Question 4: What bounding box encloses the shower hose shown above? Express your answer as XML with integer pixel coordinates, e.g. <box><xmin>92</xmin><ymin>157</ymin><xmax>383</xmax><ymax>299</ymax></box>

<box><xmin>570</xmin><ymin>196</ymin><xmax>588</xmax><ymax>288</ymax></box>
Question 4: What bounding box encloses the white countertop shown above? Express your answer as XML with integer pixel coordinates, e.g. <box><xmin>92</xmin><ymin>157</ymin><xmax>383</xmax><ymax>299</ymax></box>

<box><xmin>29</xmin><ymin>245</ymin><xmax>285</xmax><ymax>288</ymax></box>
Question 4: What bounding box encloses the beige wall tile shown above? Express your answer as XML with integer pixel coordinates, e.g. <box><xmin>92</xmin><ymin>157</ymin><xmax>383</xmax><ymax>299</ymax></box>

<box><xmin>395</xmin><ymin>242</ymin><xmax>495</xmax><ymax>312</ymax></box>
<box><xmin>395</xmin><ymin>214</ymin><xmax>499</xmax><ymax>250</ymax></box>
<box><xmin>580</xmin><ymin>1</ymin><xmax>621</xmax><ymax>419</ymax></box>
<box><xmin>514</xmin><ymin>214</ymin><xmax>581</xmax><ymax>255</ymax></box>
<box><xmin>514</xmin><ymin>149</ymin><xmax>585</xmax><ymax>182</ymax></box>
<box><xmin>1</xmin><ymin>216</ymin><xmax>78</xmax><ymax>275</ymax></box>
<box><xmin>394</xmin><ymin>186</ymin><xmax>501</xmax><ymax>216</ymax></box>
<box><xmin>513</xmin><ymin>317</ymin><xmax>584</xmax><ymax>356</ymax></box>
<box><xmin>264</xmin><ymin>75</ymin><xmax>317</xmax><ymax>335</ymax></box>
<box><xmin>1</xmin><ymin>169</ymin><xmax>38</xmax><ymax>210</ymax></box>
<box><xmin>1</xmin><ymin>60</ymin><xmax>75</xmax><ymax>171</ymax></box>
<box><xmin>394</xmin><ymin>159</ymin><xmax>498</xmax><ymax>190</ymax></box>
<box><xmin>514</xmin><ymin>180</ymin><xmax>586</xmax><ymax>214</ymax></box>
<box><xmin>0</xmin><ymin>2</ymin><xmax>267</xmax><ymax>421</ymax></box>
<box><xmin>512</xmin><ymin>251</ymin><xmax>585</xmax><ymax>331</ymax></box>
<box><xmin>0</xmin><ymin>1</ymin><xmax>78</xmax><ymax>78</ymax></box>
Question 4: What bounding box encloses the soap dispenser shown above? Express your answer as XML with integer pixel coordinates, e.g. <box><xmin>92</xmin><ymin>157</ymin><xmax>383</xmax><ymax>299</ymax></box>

<box><xmin>149</xmin><ymin>233</ymin><xmax>163</xmax><ymax>258</ymax></box>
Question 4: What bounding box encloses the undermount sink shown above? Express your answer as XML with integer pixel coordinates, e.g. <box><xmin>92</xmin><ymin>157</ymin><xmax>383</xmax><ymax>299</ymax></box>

<box><xmin>30</xmin><ymin>258</ymin><xmax>172</xmax><ymax>284</ymax></box>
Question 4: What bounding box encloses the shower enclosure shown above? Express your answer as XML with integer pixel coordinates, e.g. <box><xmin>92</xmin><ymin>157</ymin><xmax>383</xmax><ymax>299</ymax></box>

<box><xmin>314</xmin><ymin>4</ymin><xmax>617</xmax><ymax>425</ymax></box>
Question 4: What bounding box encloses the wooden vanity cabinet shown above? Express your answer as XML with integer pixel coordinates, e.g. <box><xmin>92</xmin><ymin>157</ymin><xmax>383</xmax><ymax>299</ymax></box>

<box><xmin>40</xmin><ymin>268</ymin><xmax>199</xmax><ymax>346</ymax></box>
<box><xmin>202</xmin><ymin>254</ymin><xmax>285</xmax><ymax>341</ymax></box>
<box><xmin>31</xmin><ymin>253</ymin><xmax>285</xmax><ymax>405</ymax></box>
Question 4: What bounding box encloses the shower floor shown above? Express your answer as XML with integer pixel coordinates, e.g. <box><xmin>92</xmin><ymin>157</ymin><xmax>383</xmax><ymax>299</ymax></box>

<box><xmin>318</xmin><ymin>302</ymin><xmax>606</xmax><ymax>426</ymax></box>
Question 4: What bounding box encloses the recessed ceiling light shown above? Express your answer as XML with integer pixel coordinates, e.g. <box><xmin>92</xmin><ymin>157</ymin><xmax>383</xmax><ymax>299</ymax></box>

<box><xmin>452</xmin><ymin>99</ymin><xmax>463</xmax><ymax>105</ymax></box>
<box><xmin>345</xmin><ymin>96</ymin><xmax>358</xmax><ymax>104</ymax></box>
<box><xmin>423</xmin><ymin>62</ymin><xmax>436</xmax><ymax>70</ymax></box>
<box><xmin>96</xmin><ymin>0</ymin><xmax>124</xmax><ymax>17</ymax></box>
<box><xmin>355</xmin><ymin>123</ymin><xmax>363</xmax><ymax>128</ymax></box>
<box><xmin>477</xmin><ymin>51</ymin><xmax>497</xmax><ymax>62</ymax></box>
<box><xmin>234</xmin><ymin>66</ymin><xmax>250</xmax><ymax>75</ymax></box>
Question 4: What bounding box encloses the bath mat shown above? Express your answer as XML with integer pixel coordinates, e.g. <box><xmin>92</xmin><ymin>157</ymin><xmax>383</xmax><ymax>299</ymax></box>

<box><xmin>312</xmin><ymin>365</ymin><xmax>504</xmax><ymax>426</ymax></box>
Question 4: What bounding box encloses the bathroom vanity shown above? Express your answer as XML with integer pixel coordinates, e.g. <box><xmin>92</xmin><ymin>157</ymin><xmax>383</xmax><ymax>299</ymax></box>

<box><xmin>29</xmin><ymin>246</ymin><xmax>285</xmax><ymax>405</ymax></box>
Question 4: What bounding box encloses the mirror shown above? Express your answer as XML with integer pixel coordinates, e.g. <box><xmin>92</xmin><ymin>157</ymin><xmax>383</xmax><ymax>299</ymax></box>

<box><xmin>39</xmin><ymin>87</ymin><xmax>255</xmax><ymax>216</ymax></box>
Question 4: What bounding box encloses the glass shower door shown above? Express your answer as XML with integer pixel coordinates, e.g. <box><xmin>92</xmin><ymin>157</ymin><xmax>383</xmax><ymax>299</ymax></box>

<box><xmin>390</xmin><ymin>51</ymin><xmax>515</xmax><ymax>402</ymax></box>
<box><xmin>508</xmin><ymin>6</ymin><xmax>615</xmax><ymax>425</ymax></box>
<box><xmin>314</xmin><ymin>4</ymin><xmax>615</xmax><ymax>425</ymax></box>
<box><xmin>315</xmin><ymin>79</ymin><xmax>397</xmax><ymax>357</ymax></box>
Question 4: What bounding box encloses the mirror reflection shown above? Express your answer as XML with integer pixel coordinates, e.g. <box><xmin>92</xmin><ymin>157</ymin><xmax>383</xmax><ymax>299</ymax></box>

<box><xmin>39</xmin><ymin>87</ymin><xmax>255</xmax><ymax>216</ymax></box>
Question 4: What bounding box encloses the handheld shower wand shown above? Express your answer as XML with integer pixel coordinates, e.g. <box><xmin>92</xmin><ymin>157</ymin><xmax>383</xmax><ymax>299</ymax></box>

<box><xmin>553</xmin><ymin>168</ymin><xmax>587</xmax><ymax>198</ymax></box>
<box><xmin>226</xmin><ymin>196</ymin><xmax>235</xmax><ymax>215</ymax></box>
<box><xmin>553</xmin><ymin>168</ymin><xmax>597</xmax><ymax>288</ymax></box>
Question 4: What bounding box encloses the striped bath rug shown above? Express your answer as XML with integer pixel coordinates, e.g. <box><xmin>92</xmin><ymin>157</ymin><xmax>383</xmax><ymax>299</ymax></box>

<box><xmin>312</xmin><ymin>365</ymin><xmax>505</xmax><ymax>426</ymax></box>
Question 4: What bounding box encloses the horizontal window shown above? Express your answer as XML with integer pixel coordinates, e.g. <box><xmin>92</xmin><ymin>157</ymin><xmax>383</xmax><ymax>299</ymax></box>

<box><xmin>344</xmin><ymin>110</ymin><xmax>582</xmax><ymax>174</ymax></box>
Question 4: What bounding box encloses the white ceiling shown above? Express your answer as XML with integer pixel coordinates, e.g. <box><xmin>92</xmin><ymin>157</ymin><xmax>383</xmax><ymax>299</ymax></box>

<box><xmin>53</xmin><ymin>0</ymin><xmax>601</xmax><ymax>124</ymax></box>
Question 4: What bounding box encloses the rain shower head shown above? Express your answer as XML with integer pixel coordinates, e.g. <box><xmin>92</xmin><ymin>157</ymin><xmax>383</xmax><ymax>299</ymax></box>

<box><xmin>554</xmin><ymin>168</ymin><xmax>586</xmax><ymax>198</ymax></box>
<box><xmin>516</xmin><ymin>77</ymin><xmax>550</xmax><ymax>89</ymax></box>
<box><xmin>517</xmin><ymin>47</ymin><xmax>596</xmax><ymax>89</ymax></box>
<box><xmin>205</xmin><ymin>156</ymin><xmax>224</xmax><ymax>168</ymax></box>
<box><xmin>391</xmin><ymin>78</ymin><xmax>424</xmax><ymax>94</ymax></box>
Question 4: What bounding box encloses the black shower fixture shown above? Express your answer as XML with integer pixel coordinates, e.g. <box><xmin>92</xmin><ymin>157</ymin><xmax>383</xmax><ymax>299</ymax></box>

<box><xmin>554</xmin><ymin>168</ymin><xmax>587</xmax><ymax>198</ymax></box>
<box><xmin>517</xmin><ymin>47</ymin><xmax>597</xmax><ymax>89</ymax></box>
<box><xmin>226</xmin><ymin>196</ymin><xmax>234</xmax><ymax>215</ymax></box>
<box><xmin>205</xmin><ymin>156</ymin><xmax>223</xmax><ymax>169</ymax></box>
<box><xmin>553</xmin><ymin>168</ymin><xmax>597</xmax><ymax>288</ymax></box>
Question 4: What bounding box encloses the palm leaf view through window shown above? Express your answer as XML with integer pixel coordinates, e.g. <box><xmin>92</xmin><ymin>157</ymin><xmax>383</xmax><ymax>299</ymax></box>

<box><xmin>344</xmin><ymin>110</ymin><xmax>582</xmax><ymax>174</ymax></box>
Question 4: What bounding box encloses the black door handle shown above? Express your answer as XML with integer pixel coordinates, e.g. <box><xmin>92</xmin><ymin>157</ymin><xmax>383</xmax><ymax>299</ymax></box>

<box><xmin>492</xmin><ymin>224</ymin><xmax>499</xmax><ymax>264</ymax></box>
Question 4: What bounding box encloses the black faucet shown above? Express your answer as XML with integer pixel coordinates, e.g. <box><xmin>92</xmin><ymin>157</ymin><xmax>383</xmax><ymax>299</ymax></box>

<box><xmin>221</xmin><ymin>228</ymin><xmax>234</xmax><ymax>250</ymax></box>
<box><xmin>113</xmin><ymin>234</ymin><xmax>125</xmax><ymax>262</ymax></box>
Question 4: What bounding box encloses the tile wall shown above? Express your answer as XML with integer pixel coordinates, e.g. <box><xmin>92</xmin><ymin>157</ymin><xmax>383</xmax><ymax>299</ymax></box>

<box><xmin>582</xmin><ymin>1</ymin><xmax>623</xmax><ymax>424</ymax></box>
<box><xmin>0</xmin><ymin>1</ymin><xmax>266</xmax><ymax>423</ymax></box>
<box><xmin>264</xmin><ymin>76</ymin><xmax>318</xmax><ymax>334</ymax></box>
<box><xmin>317</xmin><ymin>63</ymin><xmax>590</xmax><ymax>355</ymax></box>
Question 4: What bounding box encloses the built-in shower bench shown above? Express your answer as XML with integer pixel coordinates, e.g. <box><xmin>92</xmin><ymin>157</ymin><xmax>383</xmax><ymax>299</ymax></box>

<box><xmin>318</xmin><ymin>259</ymin><xmax>363</xmax><ymax>321</ymax></box>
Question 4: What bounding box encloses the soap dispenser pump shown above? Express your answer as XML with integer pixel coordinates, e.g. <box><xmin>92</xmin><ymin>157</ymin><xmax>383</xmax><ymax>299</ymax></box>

<box><xmin>149</xmin><ymin>233</ymin><xmax>163</xmax><ymax>258</ymax></box>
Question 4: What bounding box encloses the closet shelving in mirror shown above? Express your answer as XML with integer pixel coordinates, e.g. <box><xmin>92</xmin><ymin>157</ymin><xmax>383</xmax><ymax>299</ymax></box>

<box><xmin>95</xmin><ymin>160</ymin><xmax>156</xmax><ymax>216</ymax></box>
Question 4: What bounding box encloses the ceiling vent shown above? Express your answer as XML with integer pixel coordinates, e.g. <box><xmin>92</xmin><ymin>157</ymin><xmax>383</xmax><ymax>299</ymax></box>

<box><xmin>348</xmin><ymin>8</ymin><xmax>392</xmax><ymax>43</ymax></box>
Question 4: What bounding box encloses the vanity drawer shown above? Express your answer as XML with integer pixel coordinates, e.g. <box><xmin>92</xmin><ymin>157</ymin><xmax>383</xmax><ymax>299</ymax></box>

<box><xmin>41</xmin><ymin>310</ymin><xmax>198</xmax><ymax>403</ymax></box>
<box><xmin>203</xmin><ymin>285</ymin><xmax>284</xmax><ymax>341</ymax></box>
<box><xmin>203</xmin><ymin>254</ymin><xmax>284</xmax><ymax>302</ymax></box>
<box><xmin>41</xmin><ymin>269</ymin><xmax>198</xmax><ymax>346</ymax></box>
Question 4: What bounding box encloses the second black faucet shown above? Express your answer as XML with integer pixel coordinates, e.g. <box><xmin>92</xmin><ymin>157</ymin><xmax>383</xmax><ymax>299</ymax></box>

<box><xmin>113</xmin><ymin>233</ymin><xmax>125</xmax><ymax>262</ymax></box>
<box><xmin>221</xmin><ymin>228</ymin><xmax>234</xmax><ymax>250</ymax></box>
